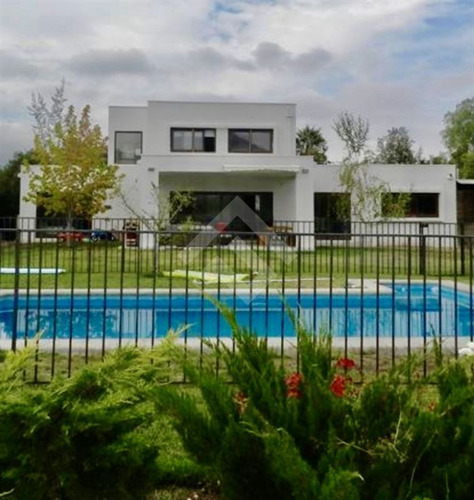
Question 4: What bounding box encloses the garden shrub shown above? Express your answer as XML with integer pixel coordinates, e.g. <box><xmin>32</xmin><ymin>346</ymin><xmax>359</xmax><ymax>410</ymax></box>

<box><xmin>0</xmin><ymin>342</ymin><xmax>179</xmax><ymax>500</ymax></box>
<box><xmin>158</xmin><ymin>304</ymin><xmax>474</xmax><ymax>500</ymax></box>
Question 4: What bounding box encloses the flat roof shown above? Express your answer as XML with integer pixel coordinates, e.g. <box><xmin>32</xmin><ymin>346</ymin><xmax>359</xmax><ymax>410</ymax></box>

<box><xmin>147</xmin><ymin>100</ymin><xmax>295</xmax><ymax>106</ymax></box>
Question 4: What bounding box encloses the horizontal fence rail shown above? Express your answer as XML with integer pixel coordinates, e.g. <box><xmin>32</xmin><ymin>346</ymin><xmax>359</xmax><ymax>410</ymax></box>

<box><xmin>0</xmin><ymin>222</ymin><xmax>473</xmax><ymax>382</ymax></box>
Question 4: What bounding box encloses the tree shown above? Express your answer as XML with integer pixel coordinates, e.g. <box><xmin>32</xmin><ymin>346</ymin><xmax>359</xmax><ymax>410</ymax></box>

<box><xmin>28</xmin><ymin>79</ymin><xmax>67</xmax><ymax>147</ymax></box>
<box><xmin>119</xmin><ymin>183</ymin><xmax>194</xmax><ymax>232</ymax></box>
<box><xmin>333</xmin><ymin>111</ymin><xmax>369</xmax><ymax>160</ymax></box>
<box><xmin>296</xmin><ymin>126</ymin><xmax>328</xmax><ymax>164</ymax></box>
<box><xmin>0</xmin><ymin>151</ymin><xmax>37</xmax><ymax>219</ymax></box>
<box><xmin>376</xmin><ymin>127</ymin><xmax>416</xmax><ymax>164</ymax></box>
<box><xmin>442</xmin><ymin>97</ymin><xmax>474</xmax><ymax>178</ymax></box>
<box><xmin>24</xmin><ymin>104</ymin><xmax>121</xmax><ymax>227</ymax></box>
<box><xmin>333</xmin><ymin>112</ymin><xmax>408</xmax><ymax>221</ymax></box>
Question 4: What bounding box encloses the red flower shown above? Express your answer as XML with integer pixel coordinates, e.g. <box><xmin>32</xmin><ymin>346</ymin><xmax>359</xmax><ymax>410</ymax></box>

<box><xmin>287</xmin><ymin>388</ymin><xmax>302</xmax><ymax>399</ymax></box>
<box><xmin>285</xmin><ymin>372</ymin><xmax>303</xmax><ymax>399</ymax></box>
<box><xmin>234</xmin><ymin>391</ymin><xmax>248</xmax><ymax>414</ymax></box>
<box><xmin>335</xmin><ymin>358</ymin><xmax>356</xmax><ymax>370</ymax></box>
<box><xmin>330</xmin><ymin>375</ymin><xmax>347</xmax><ymax>397</ymax></box>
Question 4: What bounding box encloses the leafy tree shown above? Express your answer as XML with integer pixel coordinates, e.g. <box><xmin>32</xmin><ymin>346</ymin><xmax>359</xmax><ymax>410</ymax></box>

<box><xmin>333</xmin><ymin>111</ymin><xmax>369</xmax><ymax>160</ymax></box>
<box><xmin>429</xmin><ymin>152</ymin><xmax>451</xmax><ymax>164</ymax></box>
<box><xmin>0</xmin><ymin>151</ymin><xmax>37</xmax><ymax>220</ymax></box>
<box><xmin>376</xmin><ymin>127</ymin><xmax>417</xmax><ymax>164</ymax></box>
<box><xmin>442</xmin><ymin>97</ymin><xmax>474</xmax><ymax>178</ymax></box>
<box><xmin>28</xmin><ymin>78</ymin><xmax>67</xmax><ymax>147</ymax></box>
<box><xmin>296</xmin><ymin>126</ymin><xmax>328</xmax><ymax>164</ymax></box>
<box><xmin>24</xmin><ymin>104</ymin><xmax>121</xmax><ymax>227</ymax></box>
<box><xmin>332</xmin><ymin>112</ymin><xmax>408</xmax><ymax>220</ymax></box>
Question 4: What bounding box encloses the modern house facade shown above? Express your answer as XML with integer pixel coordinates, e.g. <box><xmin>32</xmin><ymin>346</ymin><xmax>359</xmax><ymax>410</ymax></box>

<box><xmin>19</xmin><ymin>100</ymin><xmax>459</xmax><ymax>245</ymax></box>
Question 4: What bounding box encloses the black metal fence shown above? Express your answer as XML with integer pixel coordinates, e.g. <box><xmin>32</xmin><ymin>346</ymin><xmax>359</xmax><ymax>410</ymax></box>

<box><xmin>1</xmin><ymin>221</ymin><xmax>473</xmax><ymax>382</ymax></box>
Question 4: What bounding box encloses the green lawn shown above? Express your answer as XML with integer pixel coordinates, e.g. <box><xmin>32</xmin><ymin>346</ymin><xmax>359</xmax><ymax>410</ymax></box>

<box><xmin>0</xmin><ymin>241</ymin><xmax>471</xmax><ymax>290</ymax></box>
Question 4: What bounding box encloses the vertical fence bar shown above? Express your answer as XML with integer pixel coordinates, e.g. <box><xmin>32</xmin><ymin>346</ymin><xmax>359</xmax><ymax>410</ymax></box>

<box><xmin>470</xmin><ymin>237</ymin><xmax>473</xmax><ymax>341</ymax></box>
<box><xmin>118</xmin><ymin>232</ymin><xmax>125</xmax><ymax>348</ymax></box>
<box><xmin>85</xmin><ymin>236</ymin><xmax>92</xmax><ymax>363</ymax></box>
<box><xmin>51</xmin><ymin>236</ymin><xmax>60</xmax><ymax>378</ymax></box>
<box><xmin>453</xmin><ymin>235</ymin><xmax>459</xmax><ymax>357</ymax></box>
<box><xmin>67</xmin><ymin>241</ymin><xmax>76</xmax><ymax>378</ymax></box>
<box><xmin>359</xmin><ymin>234</ymin><xmax>365</xmax><ymax>378</ymax></box>
<box><xmin>407</xmin><ymin>237</ymin><xmax>412</xmax><ymax>359</ymax></box>
<box><xmin>343</xmin><ymin>236</ymin><xmax>349</xmax><ymax>361</ymax></box>
<box><xmin>101</xmin><ymin>238</ymin><xmax>109</xmax><ymax>358</ymax></box>
<box><xmin>329</xmin><ymin>238</ymin><xmax>334</xmax><ymax>334</ymax></box>
<box><xmin>391</xmin><ymin>234</ymin><xmax>396</xmax><ymax>369</ymax></box>
<box><xmin>375</xmin><ymin>235</ymin><xmax>380</xmax><ymax>376</ymax></box>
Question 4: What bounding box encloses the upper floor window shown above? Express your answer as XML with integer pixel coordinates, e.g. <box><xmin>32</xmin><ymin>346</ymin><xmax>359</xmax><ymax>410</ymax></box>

<box><xmin>115</xmin><ymin>131</ymin><xmax>142</xmax><ymax>164</ymax></box>
<box><xmin>171</xmin><ymin>128</ymin><xmax>216</xmax><ymax>152</ymax></box>
<box><xmin>228</xmin><ymin>129</ymin><xmax>273</xmax><ymax>153</ymax></box>
<box><xmin>382</xmin><ymin>193</ymin><xmax>439</xmax><ymax>218</ymax></box>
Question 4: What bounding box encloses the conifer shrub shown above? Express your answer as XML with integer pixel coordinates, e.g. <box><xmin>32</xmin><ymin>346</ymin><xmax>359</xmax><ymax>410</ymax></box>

<box><xmin>157</xmin><ymin>305</ymin><xmax>474</xmax><ymax>500</ymax></box>
<box><xmin>0</xmin><ymin>343</ymin><xmax>177</xmax><ymax>500</ymax></box>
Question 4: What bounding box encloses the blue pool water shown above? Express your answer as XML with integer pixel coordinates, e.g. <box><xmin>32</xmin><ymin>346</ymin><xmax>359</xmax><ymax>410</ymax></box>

<box><xmin>0</xmin><ymin>284</ymin><xmax>473</xmax><ymax>341</ymax></box>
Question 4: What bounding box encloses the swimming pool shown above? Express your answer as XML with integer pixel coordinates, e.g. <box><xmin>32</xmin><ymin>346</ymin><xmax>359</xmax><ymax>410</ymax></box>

<box><xmin>0</xmin><ymin>283</ymin><xmax>472</xmax><ymax>343</ymax></box>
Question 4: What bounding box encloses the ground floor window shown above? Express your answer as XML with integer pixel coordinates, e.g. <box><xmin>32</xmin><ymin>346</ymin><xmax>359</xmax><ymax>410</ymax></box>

<box><xmin>314</xmin><ymin>193</ymin><xmax>351</xmax><ymax>234</ymax></box>
<box><xmin>382</xmin><ymin>193</ymin><xmax>439</xmax><ymax>218</ymax></box>
<box><xmin>171</xmin><ymin>191</ymin><xmax>273</xmax><ymax>232</ymax></box>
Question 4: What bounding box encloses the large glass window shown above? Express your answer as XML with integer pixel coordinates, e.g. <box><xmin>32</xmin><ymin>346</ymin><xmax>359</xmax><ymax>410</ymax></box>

<box><xmin>382</xmin><ymin>193</ymin><xmax>439</xmax><ymax>218</ymax></box>
<box><xmin>314</xmin><ymin>192</ymin><xmax>351</xmax><ymax>234</ymax></box>
<box><xmin>171</xmin><ymin>191</ymin><xmax>274</xmax><ymax>231</ymax></box>
<box><xmin>115</xmin><ymin>132</ymin><xmax>142</xmax><ymax>164</ymax></box>
<box><xmin>171</xmin><ymin>128</ymin><xmax>216</xmax><ymax>152</ymax></box>
<box><xmin>228</xmin><ymin>129</ymin><xmax>273</xmax><ymax>153</ymax></box>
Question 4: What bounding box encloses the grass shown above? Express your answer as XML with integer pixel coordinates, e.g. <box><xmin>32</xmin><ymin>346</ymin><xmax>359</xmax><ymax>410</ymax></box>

<box><xmin>0</xmin><ymin>241</ymin><xmax>472</xmax><ymax>290</ymax></box>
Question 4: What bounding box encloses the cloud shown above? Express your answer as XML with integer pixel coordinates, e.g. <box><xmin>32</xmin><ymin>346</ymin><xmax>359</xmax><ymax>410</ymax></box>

<box><xmin>0</xmin><ymin>52</ymin><xmax>41</xmax><ymax>79</ymax></box>
<box><xmin>66</xmin><ymin>49</ymin><xmax>155</xmax><ymax>76</ymax></box>
<box><xmin>252</xmin><ymin>42</ymin><xmax>332</xmax><ymax>73</ymax></box>
<box><xmin>0</xmin><ymin>0</ymin><xmax>472</xmax><ymax>165</ymax></box>
<box><xmin>0</xmin><ymin>122</ymin><xmax>33</xmax><ymax>165</ymax></box>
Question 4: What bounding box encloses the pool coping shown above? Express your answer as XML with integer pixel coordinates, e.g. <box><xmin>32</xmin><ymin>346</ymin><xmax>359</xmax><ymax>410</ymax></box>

<box><xmin>0</xmin><ymin>279</ymin><xmax>472</xmax><ymax>297</ymax></box>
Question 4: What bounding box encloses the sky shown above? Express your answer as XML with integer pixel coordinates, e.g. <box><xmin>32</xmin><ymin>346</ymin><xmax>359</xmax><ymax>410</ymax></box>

<box><xmin>1</xmin><ymin>0</ymin><xmax>473</xmax><ymax>166</ymax></box>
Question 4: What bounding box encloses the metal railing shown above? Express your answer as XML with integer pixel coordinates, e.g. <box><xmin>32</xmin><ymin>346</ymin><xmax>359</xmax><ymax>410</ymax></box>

<box><xmin>0</xmin><ymin>223</ymin><xmax>473</xmax><ymax>382</ymax></box>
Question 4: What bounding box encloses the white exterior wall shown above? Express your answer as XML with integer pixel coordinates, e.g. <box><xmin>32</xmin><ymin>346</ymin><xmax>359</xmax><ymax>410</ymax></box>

<box><xmin>106</xmin><ymin>101</ymin><xmax>303</xmax><ymax>222</ymax></box>
<box><xmin>309</xmin><ymin>164</ymin><xmax>457</xmax><ymax>222</ymax></box>
<box><xmin>18</xmin><ymin>100</ymin><xmax>458</xmax><ymax>248</ymax></box>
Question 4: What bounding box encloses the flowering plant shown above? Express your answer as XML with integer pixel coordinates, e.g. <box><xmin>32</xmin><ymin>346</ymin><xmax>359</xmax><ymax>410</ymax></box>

<box><xmin>335</xmin><ymin>357</ymin><xmax>356</xmax><ymax>370</ymax></box>
<box><xmin>285</xmin><ymin>372</ymin><xmax>303</xmax><ymax>398</ymax></box>
<box><xmin>161</xmin><ymin>304</ymin><xmax>474</xmax><ymax>500</ymax></box>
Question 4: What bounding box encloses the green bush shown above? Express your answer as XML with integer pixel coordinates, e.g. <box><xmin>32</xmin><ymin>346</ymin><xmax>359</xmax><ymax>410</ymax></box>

<box><xmin>0</xmin><ymin>343</ymin><xmax>177</xmax><ymax>500</ymax></box>
<box><xmin>157</xmin><ymin>305</ymin><xmax>474</xmax><ymax>500</ymax></box>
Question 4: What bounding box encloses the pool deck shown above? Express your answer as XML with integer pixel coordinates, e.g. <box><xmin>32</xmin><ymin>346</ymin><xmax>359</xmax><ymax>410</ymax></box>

<box><xmin>0</xmin><ymin>278</ymin><xmax>472</xmax><ymax>297</ymax></box>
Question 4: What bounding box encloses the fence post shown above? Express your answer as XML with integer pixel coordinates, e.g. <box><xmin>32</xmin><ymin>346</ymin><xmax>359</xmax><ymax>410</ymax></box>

<box><xmin>11</xmin><ymin>226</ymin><xmax>21</xmax><ymax>351</ymax></box>
<box><xmin>459</xmin><ymin>222</ymin><xmax>465</xmax><ymax>276</ymax></box>
<box><xmin>419</xmin><ymin>223</ymin><xmax>428</xmax><ymax>275</ymax></box>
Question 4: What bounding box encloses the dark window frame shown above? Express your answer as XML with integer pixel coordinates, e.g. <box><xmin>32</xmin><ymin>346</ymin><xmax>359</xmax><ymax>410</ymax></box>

<box><xmin>170</xmin><ymin>190</ymin><xmax>274</xmax><ymax>228</ymax></box>
<box><xmin>170</xmin><ymin>128</ymin><xmax>216</xmax><ymax>152</ymax></box>
<box><xmin>382</xmin><ymin>192</ymin><xmax>439</xmax><ymax>218</ymax></box>
<box><xmin>314</xmin><ymin>192</ymin><xmax>351</xmax><ymax>236</ymax></box>
<box><xmin>228</xmin><ymin>129</ymin><xmax>274</xmax><ymax>153</ymax></box>
<box><xmin>114</xmin><ymin>131</ymin><xmax>143</xmax><ymax>165</ymax></box>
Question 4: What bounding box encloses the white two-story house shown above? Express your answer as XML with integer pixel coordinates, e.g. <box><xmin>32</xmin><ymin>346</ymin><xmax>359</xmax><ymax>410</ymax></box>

<box><xmin>19</xmin><ymin>100</ymin><xmax>458</xmax><ymax>243</ymax></box>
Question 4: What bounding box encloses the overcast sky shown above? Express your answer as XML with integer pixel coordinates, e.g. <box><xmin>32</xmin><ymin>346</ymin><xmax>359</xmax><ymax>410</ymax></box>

<box><xmin>1</xmin><ymin>0</ymin><xmax>473</xmax><ymax>165</ymax></box>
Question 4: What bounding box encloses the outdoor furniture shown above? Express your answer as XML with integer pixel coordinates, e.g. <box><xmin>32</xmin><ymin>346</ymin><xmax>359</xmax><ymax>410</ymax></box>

<box><xmin>258</xmin><ymin>224</ymin><xmax>296</xmax><ymax>247</ymax></box>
